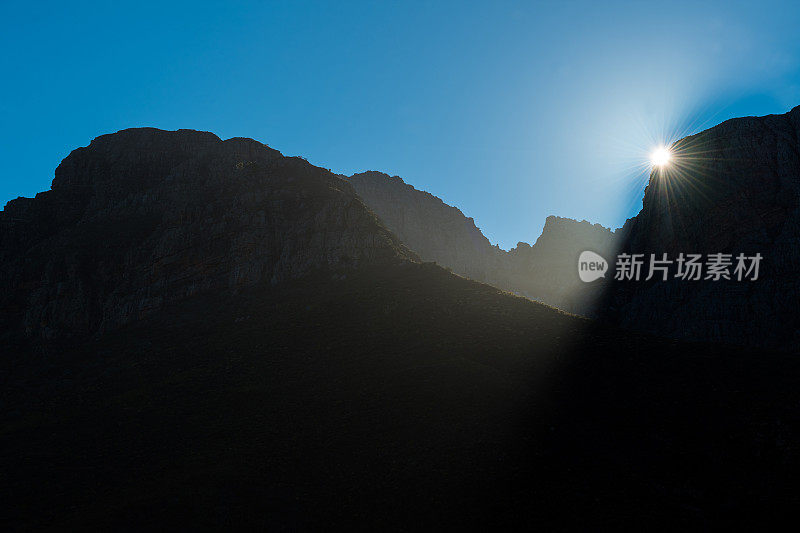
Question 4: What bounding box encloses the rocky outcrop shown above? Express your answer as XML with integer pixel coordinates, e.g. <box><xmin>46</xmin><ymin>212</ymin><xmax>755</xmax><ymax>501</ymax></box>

<box><xmin>506</xmin><ymin>216</ymin><xmax>618</xmax><ymax>314</ymax></box>
<box><xmin>0</xmin><ymin>128</ymin><xmax>414</xmax><ymax>342</ymax></box>
<box><xmin>349</xmin><ymin>171</ymin><xmax>618</xmax><ymax>314</ymax></box>
<box><xmin>602</xmin><ymin>106</ymin><xmax>800</xmax><ymax>349</ymax></box>
<box><xmin>348</xmin><ymin>171</ymin><xmax>505</xmax><ymax>282</ymax></box>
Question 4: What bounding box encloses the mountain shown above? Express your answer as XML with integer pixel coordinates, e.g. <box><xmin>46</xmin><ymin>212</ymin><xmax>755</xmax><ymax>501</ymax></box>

<box><xmin>3</xmin><ymin>127</ymin><xmax>800</xmax><ymax>529</ymax></box>
<box><xmin>602</xmin><ymin>106</ymin><xmax>800</xmax><ymax>349</ymax></box>
<box><xmin>0</xmin><ymin>128</ymin><xmax>413</xmax><ymax>344</ymax></box>
<box><xmin>349</xmin><ymin>106</ymin><xmax>800</xmax><ymax>350</ymax></box>
<box><xmin>348</xmin><ymin>171</ymin><xmax>618</xmax><ymax>314</ymax></box>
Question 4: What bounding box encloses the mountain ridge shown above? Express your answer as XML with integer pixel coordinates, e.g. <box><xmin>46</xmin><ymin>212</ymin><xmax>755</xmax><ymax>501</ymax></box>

<box><xmin>348</xmin><ymin>170</ymin><xmax>619</xmax><ymax>314</ymax></box>
<box><xmin>4</xmin><ymin>121</ymin><xmax>800</xmax><ymax>528</ymax></box>
<box><xmin>7</xmin><ymin>104</ymin><xmax>800</xmax><ymax>349</ymax></box>
<box><xmin>0</xmin><ymin>127</ymin><xmax>417</xmax><ymax>344</ymax></box>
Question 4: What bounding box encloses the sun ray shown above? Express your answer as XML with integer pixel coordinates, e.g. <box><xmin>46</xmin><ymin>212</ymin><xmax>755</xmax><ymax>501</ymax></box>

<box><xmin>650</xmin><ymin>146</ymin><xmax>671</xmax><ymax>167</ymax></box>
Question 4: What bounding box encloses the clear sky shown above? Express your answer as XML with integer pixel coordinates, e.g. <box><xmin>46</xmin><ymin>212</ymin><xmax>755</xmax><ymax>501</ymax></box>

<box><xmin>3</xmin><ymin>1</ymin><xmax>800</xmax><ymax>249</ymax></box>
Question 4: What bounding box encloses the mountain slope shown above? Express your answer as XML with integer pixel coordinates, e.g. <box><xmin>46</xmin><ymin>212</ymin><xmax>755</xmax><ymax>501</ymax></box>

<box><xmin>348</xmin><ymin>171</ymin><xmax>617</xmax><ymax>313</ymax></box>
<box><xmin>3</xmin><ymin>127</ymin><xmax>800</xmax><ymax>529</ymax></box>
<box><xmin>603</xmin><ymin>106</ymin><xmax>800</xmax><ymax>348</ymax></box>
<box><xmin>5</xmin><ymin>260</ymin><xmax>800</xmax><ymax>529</ymax></box>
<box><xmin>348</xmin><ymin>171</ymin><xmax>501</xmax><ymax>283</ymax></box>
<box><xmin>349</xmin><ymin>105</ymin><xmax>800</xmax><ymax>349</ymax></box>
<box><xmin>0</xmin><ymin>128</ymin><xmax>413</xmax><ymax>344</ymax></box>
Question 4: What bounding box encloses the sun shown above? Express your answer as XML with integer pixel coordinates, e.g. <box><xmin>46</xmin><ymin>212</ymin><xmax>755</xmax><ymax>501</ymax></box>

<box><xmin>650</xmin><ymin>146</ymin><xmax>671</xmax><ymax>167</ymax></box>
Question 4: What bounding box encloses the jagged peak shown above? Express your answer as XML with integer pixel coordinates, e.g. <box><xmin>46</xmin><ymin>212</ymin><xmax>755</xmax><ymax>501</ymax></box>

<box><xmin>348</xmin><ymin>170</ymin><xmax>473</xmax><ymax>221</ymax></box>
<box><xmin>542</xmin><ymin>215</ymin><xmax>613</xmax><ymax>233</ymax></box>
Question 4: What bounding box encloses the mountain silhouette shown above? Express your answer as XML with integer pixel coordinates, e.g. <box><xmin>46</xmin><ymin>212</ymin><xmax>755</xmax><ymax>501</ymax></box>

<box><xmin>0</xmin><ymin>128</ymin><xmax>414</xmax><ymax>343</ymax></box>
<box><xmin>602</xmin><ymin>105</ymin><xmax>800</xmax><ymax>349</ymax></box>
<box><xmin>348</xmin><ymin>171</ymin><xmax>618</xmax><ymax>314</ymax></box>
<box><xmin>3</xmin><ymin>124</ymin><xmax>800</xmax><ymax>529</ymax></box>
<box><xmin>348</xmin><ymin>106</ymin><xmax>800</xmax><ymax>349</ymax></box>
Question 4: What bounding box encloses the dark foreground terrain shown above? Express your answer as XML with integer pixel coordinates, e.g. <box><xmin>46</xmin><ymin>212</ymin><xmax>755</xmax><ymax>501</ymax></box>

<box><xmin>3</xmin><ymin>263</ymin><xmax>800</xmax><ymax>530</ymax></box>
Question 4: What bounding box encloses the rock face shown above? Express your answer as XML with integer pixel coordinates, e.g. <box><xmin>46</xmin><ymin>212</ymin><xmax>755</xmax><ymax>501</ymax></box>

<box><xmin>349</xmin><ymin>171</ymin><xmax>618</xmax><ymax>314</ymax></box>
<box><xmin>0</xmin><ymin>128</ymin><xmax>413</xmax><ymax>342</ymax></box>
<box><xmin>603</xmin><ymin>106</ymin><xmax>800</xmax><ymax>349</ymax></box>
<box><xmin>509</xmin><ymin>215</ymin><xmax>618</xmax><ymax>314</ymax></box>
<box><xmin>348</xmin><ymin>171</ymin><xmax>504</xmax><ymax>282</ymax></box>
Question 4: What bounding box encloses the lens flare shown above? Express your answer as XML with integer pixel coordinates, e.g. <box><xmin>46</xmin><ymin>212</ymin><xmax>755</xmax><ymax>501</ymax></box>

<box><xmin>650</xmin><ymin>146</ymin><xmax>671</xmax><ymax>167</ymax></box>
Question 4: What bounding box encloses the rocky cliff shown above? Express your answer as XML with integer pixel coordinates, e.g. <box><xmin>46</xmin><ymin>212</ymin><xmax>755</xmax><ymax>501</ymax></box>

<box><xmin>0</xmin><ymin>128</ymin><xmax>414</xmax><ymax>343</ymax></box>
<box><xmin>603</xmin><ymin>106</ymin><xmax>800</xmax><ymax>349</ymax></box>
<box><xmin>348</xmin><ymin>171</ymin><xmax>505</xmax><ymax>282</ymax></box>
<box><xmin>349</xmin><ymin>171</ymin><xmax>618</xmax><ymax>314</ymax></box>
<box><xmin>508</xmin><ymin>215</ymin><xmax>618</xmax><ymax>314</ymax></box>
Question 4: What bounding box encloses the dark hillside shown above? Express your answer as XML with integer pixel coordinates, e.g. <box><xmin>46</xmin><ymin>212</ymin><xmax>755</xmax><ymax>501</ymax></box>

<box><xmin>604</xmin><ymin>106</ymin><xmax>800</xmax><ymax>348</ymax></box>
<box><xmin>4</xmin><ymin>262</ymin><xmax>799</xmax><ymax>529</ymax></box>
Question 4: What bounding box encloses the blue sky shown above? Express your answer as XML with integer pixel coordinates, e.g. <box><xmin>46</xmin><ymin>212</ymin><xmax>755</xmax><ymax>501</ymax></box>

<box><xmin>3</xmin><ymin>1</ymin><xmax>800</xmax><ymax>249</ymax></box>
